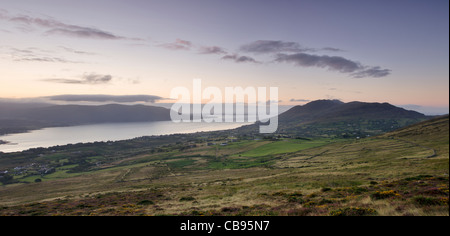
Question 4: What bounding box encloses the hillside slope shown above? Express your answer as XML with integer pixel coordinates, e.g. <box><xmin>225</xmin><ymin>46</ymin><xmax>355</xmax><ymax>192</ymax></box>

<box><xmin>381</xmin><ymin>114</ymin><xmax>449</xmax><ymax>156</ymax></box>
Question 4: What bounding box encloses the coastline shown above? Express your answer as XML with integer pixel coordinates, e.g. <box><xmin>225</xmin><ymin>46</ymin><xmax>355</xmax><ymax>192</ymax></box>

<box><xmin>0</xmin><ymin>121</ymin><xmax>251</xmax><ymax>153</ymax></box>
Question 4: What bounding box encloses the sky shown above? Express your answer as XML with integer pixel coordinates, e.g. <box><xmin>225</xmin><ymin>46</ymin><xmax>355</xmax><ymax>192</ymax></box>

<box><xmin>0</xmin><ymin>0</ymin><xmax>449</xmax><ymax>115</ymax></box>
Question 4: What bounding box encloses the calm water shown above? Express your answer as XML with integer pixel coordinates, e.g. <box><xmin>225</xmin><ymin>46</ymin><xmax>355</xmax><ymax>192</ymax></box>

<box><xmin>0</xmin><ymin>121</ymin><xmax>250</xmax><ymax>153</ymax></box>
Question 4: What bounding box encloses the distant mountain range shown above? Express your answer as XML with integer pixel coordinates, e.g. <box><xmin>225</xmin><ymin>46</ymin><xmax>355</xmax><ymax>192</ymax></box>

<box><xmin>0</xmin><ymin>102</ymin><xmax>171</xmax><ymax>135</ymax></box>
<box><xmin>239</xmin><ymin>100</ymin><xmax>431</xmax><ymax>138</ymax></box>
<box><xmin>0</xmin><ymin>100</ymin><xmax>438</xmax><ymax>137</ymax></box>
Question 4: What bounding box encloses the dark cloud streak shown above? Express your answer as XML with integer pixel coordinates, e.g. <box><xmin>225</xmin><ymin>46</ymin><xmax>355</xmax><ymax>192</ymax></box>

<box><xmin>198</xmin><ymin>46</ymin><xmax>227</xmax><ymax>55</ymax></box>
<box><xmin>322</xmin><ymin>47</ymin><xmax>345</xmax><ymax>52</ymax></box>
<box><xmin>222</xmin><ymin>54</ymin><xmax>260</xmax><ymax>64</ymax></box>
<box><xmin>240</xmin><ymin>40</ymin><xmax>314</xmax><ymax>54</ymax></box>
<box><xmin>275</xmin><ymin>53</ymin><xmax>361</xmax><ymax>73</ymax></box>
<box><xmin>42</xmin><ymin>73</ymin><xmax>113</xmax><ymax>85</ymax></box>
<box><xmin>45</xmin><ymin>28</ymin><xmax>123</xmax><ymax>40</ymax></box>
<box><xmin>351</xmin><ymin>66</ymin><xmax>392</xmax><ymax>78</ymax></box>
<box><xmin>275</xmin><ymin>53</ymin><xmax>391</xmax><ymax>78</ymax></box>
<box><xmin>1</xmin><ymin>10</ymin><xmax>132</xmax><ymax>40</ymax></box>
<box><xmin>46</xmin><ymin>94</ymin><xmax>163</xmax><ymax>103</ymax></box>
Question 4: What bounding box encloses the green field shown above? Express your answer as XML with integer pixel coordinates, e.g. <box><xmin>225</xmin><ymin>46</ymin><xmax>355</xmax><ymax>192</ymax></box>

<box><xmin>240</xmin><ymin>139</ymin><xmax>332</xmax><ymax>157</ymax></box>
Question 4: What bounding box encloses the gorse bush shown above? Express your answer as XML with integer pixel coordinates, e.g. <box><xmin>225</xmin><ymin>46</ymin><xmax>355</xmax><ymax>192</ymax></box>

<box><xmin>371</xmin><ymin>190</ymin><xmax>401</xmax><ymax>200</ymax></box>
<box><xmin>329</xmin><ymin>207</ymin><xmax>377</xmax><ymax>216</ymax></box>
<box><xmin>412</xmin><ymin>196</ymin><xmax>448</xmax><ymax>206</ymax></box>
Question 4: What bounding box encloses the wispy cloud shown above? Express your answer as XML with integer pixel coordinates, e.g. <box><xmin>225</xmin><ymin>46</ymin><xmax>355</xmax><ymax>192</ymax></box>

<box><xmin>7</xmin><ymin>47</ymin><xmax>81</xmax><ymax>63</ymax></box>
<box><xmin>240</xmin><ymin>40</ymin><xmax>315</xmax><ymax>54</ymax></box>
<box><xmin>46</xmin><ymin>94</ymin><xmax>163</xmax><ymax>103</ymax></box>
<box><xmin>59</xmin><ymin>46</ymin><xmax>96</xmax><ymax>55</ymax></box>
<box><xmin>16</xmin><ymin>57</ymin><xmax>78</xmax><ymax>63</ymax></box>
<box><xmin>275</xmin><ymin>53</ymin><xmax>391</xmax><ymax>78</ymax></box>
<box><xmin>351</xmin><ymin>66</ymin><xmax>392</xmax><ymax>78</ymax></box>
<box><xmin>275</xmin><ymin>53</ymin><xmax>361</xmax><ymax>73</ymax></box>
<box><xmin>290</xmin><ymin>98</ymin><xmax>311</xmax><ymax>102</ymax></box>
<box><xmin>1</xmin><ymin>10</ymin><xmax>134</xmax><ymax>40</ymax></box>
<box><xmin>222</xmin><ymin>54</ymin><xmax>260</xmax><ymax>64</ymax></box>
<box><xmin>42</xmin><ymin>73</ymin><xmax>113</xmax><ymax>85</ymax></box>
<box><xmin>198</xmin><ymin>46</ymin><xmax>227</xmax><ymax>55</ymax></box>
<box><xmin>322</xmin><ymin>47</ymin><xmax>345</xmax><ymax>52</ymax></box>
<box><xmin>45</xmin><ymin>28</ymin><xmax>123</xmax><ymax>40</ymax></box>
<box><xmin>159</xmin><ymin>39</ymin><xmax>193</xmax><ymax>50</ymax></box>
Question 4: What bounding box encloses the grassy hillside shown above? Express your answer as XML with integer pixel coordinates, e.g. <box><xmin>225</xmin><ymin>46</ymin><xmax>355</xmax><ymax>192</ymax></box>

<box><xmin>0</xmin><ymin>116</ymin><xmax>448</xmax><ymax>216</ymax></box>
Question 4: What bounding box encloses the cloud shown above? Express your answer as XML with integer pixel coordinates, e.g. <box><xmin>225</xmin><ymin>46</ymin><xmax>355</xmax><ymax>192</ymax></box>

<box><xmin>198</xmin><ymin>46</ymin><xmax>227</xmax><ymax>55</ymax></box>
<box><xmin>240</xmin><ymin>40</ymin><xmax>313</xmax><ymax>54</ymax></box>
<box><xmin>45</xmin><ymin>28</ymin><xmax>123</xmax><ymax>40</ymax></box>
<box><xmin>59</xmin><ymin>46</ymin><xmax>96</xmax><ymax>55</ymax></box>
<box><xmin>46</xmin><ymin>94</ymin><xmax>163</xmax><ymax>103</ymax></box>
<box><xmin>41</xmin><ymin>78</ymin><xmax>89</xmax><ymax>84</ymax></box>
<box><xmin>222</xmin><ymin>54</ymin><xmax>260</xmax><ymax>64</ymax></box>
<box><xmin>83</xmin><ymin>73</ymin><xmax>112</xmax><ymax>84</ymax></box>
<box><xmin>16</xmin><ymin>57</ymin><xmax>78</xmax><ymax>63</ymax></box>
<box><xmin>1</xmin><ymin>10</ymin><xmax>131</xmax><ymax>40</ymax></box>
<box><xmin>322</xmin><ymin>47</ymin><xmax>345</xmax><ymax>52</ymax></box>
<box><xmin>159</xmin><ymin>39</ymin><xmax>193</xmax><ymax>50</ymax></box>
<box><xmin>240</xmin><ymin>40</ymin><xmax>345</xmax><ymax>54</ymax></box>
<box><xmin>275</xmin><ymin>53</ymin><xmax>390</xmax><ymax>78</ymax></box>
<box><xmin>7</xmin><ymin>47</ymin><xmax>81</xmax><ymax>63</ymax></box>
<box><xmin>42</xmin><ymin>73</ymin><xmax>113</xmax><ymax>85</ymax></box>
<box><xmin>351</xmin><ymin>66</ymin><xmax>392</xmax><ymax>78</ymax></box>
<box><xmin>237</xmin><ymin>40</ymin><xmax>391</xmax><ymax>78</ymax></box>
<box><xmin>237</xmin><ymin>40</ymin><xmax>394</xmax><ymax>77</ymax></box>
<box><xmin>275</xmin><ymin>53</ymin><xmax>361</xmax><ymax>73</ymax></box>
<box><xmin>290</xmin><ymin>98</ymin><xmax>311</xmax><ymax>102</ymax></box>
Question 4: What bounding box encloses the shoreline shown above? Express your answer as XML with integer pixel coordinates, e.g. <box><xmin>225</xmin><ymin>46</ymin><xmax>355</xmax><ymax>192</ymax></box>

<box><xmin>0</xmin><ymin>121</ymin><xmax>252</xmax><ymax>153</ymax></box>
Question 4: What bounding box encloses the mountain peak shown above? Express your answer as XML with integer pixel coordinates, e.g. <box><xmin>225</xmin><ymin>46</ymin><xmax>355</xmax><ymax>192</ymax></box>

<box><xmin>277</xmin><ymin>100</ymin><xmax>427</xmax><ymax>136</ymax></box>
<box><xmin>303</xmin><ymin>99</ymin><xmax>344</xmax><ymax>108</ymax></box>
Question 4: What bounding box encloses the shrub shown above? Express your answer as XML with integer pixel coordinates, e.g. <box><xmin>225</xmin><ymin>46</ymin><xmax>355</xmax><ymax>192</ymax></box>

<box><xmin>221</xmin><ymin>207</ymin><xmax>240</xmax><ymax>213</ymax></box>
<box><xmin>137</xmin><ymin>200</ymin><xmax>154</xmax><ymax>205</ymax></box>
<box><xmin>349</xmin><ymin>187</ymin><xmax>368</xmax><ymax>195</ymax></box>
<box><xmin>413</xmin><ymin>196</ymin><xmax>448</xmax><ymax>206</ymax></box>
<box><xmin>179</xmin><ymin>196</ymin><xmax>196</xmax><ymax>202</ymax></box>
<box><xmin>287</xmin><ymin>192</ymin><xmax>304</xmax><ymax>203</ymax></box>
<box><xmin>287</xmin><ymin>208</ymin><xmax>313</xmax><ymax>216</ymax></box>
<box><xmin>405</xmin><ymin>175</ymin><xmax>433</xmax><ymax>181</ymax></box>
<box><xmin>371</xmin><ymin>190</ymin><xmax>401</xmax><ymax>200</ymax></box>
<box><xmin>321</xmin><ymin>187</ymin><xmax>332</xmax><ymax>192</ymax></box>
<box><xmin>329</xmin><ymin>207</ymin><xmax>378</xmax><ymax>216</ymax></box>
<box><xmin>288</xmin><ymin>195</ymin><xmax>305</xmax><ymax>203</ymax></box>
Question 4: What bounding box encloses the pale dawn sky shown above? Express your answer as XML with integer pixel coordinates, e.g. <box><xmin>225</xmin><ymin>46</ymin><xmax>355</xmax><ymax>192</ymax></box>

<box><xmin>0</xmin><ymin>0</ymin><xmax>448</xmax><ymax>114</ymax></box>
